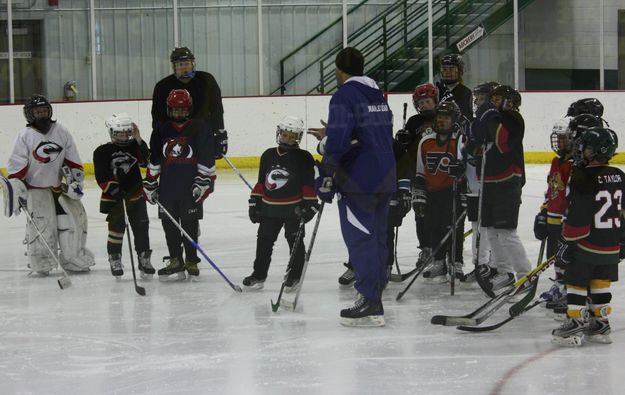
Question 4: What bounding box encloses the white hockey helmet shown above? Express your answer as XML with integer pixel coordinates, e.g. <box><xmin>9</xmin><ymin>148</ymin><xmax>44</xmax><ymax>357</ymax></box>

<box><xmin>550</xmin><ymin>118</ymin><xmax>573</xmax><ymax>154</ymax></box>
<box><xmin>276</xmin><ymin>115</ymin><xmax>304</xmax><ymax>147</ymax></box>
<box><xmin>106</xmin><ymin>113</ymin><xmax>134</xmax><ymax>146</ymax></box>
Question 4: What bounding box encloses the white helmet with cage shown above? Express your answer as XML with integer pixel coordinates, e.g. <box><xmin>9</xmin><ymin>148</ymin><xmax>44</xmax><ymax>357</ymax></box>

<box><xmin>550</xmin><ymin>118</ymin><xmax>573</xmax><ymax>154</ymax></box>
<box><xmin>106</xmin><ymin>113</ymin><xmax>134</xmax><ymax>146</ymax></box>
<box><xmin>276</xmin><ymin>115</ymin><xmax>304</xmax><ymax>147</ymax></box>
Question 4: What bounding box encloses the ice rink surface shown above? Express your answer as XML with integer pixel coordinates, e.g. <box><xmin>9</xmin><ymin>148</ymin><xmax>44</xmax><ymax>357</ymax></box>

<box><xmin>0</xmin><ymin>164</ymin><xmax>623</xmax><ymax>395</ymax></box>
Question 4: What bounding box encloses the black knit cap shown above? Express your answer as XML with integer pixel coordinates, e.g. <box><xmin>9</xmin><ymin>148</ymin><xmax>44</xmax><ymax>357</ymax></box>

<box><xmin>335</xmin><ymin>47</ymin><xmax>364</xmax><ymax>76</ymax></box>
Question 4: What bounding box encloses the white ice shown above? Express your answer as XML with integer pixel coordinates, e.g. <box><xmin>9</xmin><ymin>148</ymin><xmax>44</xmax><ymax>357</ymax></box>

<box><xmin>0</xmin><ymin>164</ymin><xmax>623</xmax><ymax>395</ymax></box>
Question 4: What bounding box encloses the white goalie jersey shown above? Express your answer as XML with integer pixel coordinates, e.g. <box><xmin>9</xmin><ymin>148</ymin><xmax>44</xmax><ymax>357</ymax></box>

<box><xmin>7</xmin><ymin>122</ymin><xmax>83</xmax><ymax>188</ymax></box>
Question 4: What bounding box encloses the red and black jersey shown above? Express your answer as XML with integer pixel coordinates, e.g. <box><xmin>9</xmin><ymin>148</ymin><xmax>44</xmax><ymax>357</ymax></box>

<box><xmin>415</xmin><ymin>132</ymin><xmax>460</xmax><ymax>193</ymax></box>
<box><xmin>543</xmin><ymin>156</ymin><xmax>573</xmax><ymax>227</ymax></box>
<box><xmin>148</xmin><ymin>119</ymin><xmax>215</xmax><ymax>201</ymax></box>
<box><xmin>93</xmin><ymin>140</ymin><xmax>149</xmax><ymax>213</ymax></box>
<box><xmin>562</xmin><ymin>165</ymin><xmax>625</xmax><ymax>265</ymax></box>
<box><xmin>251</xmin><ymin>147</ymin><xmax>316</xmax><ymax>218</ymax></box>
<box><xmin>482</xmin><ymin>110</ymin><xmax>525</xmax><ymax>185</ymax></box>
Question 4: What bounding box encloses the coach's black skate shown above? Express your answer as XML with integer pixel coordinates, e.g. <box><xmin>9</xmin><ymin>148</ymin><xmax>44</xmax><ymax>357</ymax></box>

<box><xmin>338</xmin><ymin>262</ymin><xmax>355</xmax><ymax>286</ymax></box>
<box><xmin>185</xmin><ymin>259</ymin><xmax>200</xmax><ymax>280</ymax></box>
<box><xmin>158</xmin><ymin>257</ymin><xmax>186</xmax><ymax>281</ymax></box>
<box><xmin>586</xmin><ymin>306</ymin><xmax>612</xmax><ymax>344</ymax></box>
<box><xmin>138</xmin><ymin>250</ymin><xmax>155</xmax><ymax>279</ymax></box>
<box><xmin>423</xmin><ymin>259</ymin><xmax>447</xmax><ymax>283</ymax></box>
<box><xmin>340</xmin><ymin>294</ymin><xmax>385</xmax><ymax>327</ymax></box>
<box><xmin>108</xmin><ymin>253</ymin><xmax>123</xmax><ymax>279</ymax></box>
<box><xmin>552</xmin><ymin>313</ymin><xmax>587</xmax><ymax>347</ymax></box>
<box><xmin>415</xmin><ymin>247</ymin><xmax>432</xmax><ymax>271</ymax></box>
<box><xmin>243</xmin><ymin>274</ymin><xmax>265</xmax><ymax>290</ymax></box>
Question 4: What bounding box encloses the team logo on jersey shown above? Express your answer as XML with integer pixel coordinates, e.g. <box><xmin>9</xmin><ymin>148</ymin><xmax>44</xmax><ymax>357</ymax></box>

<box><xmin>163</xmin><ymin>137</ymin><xmax>194</xmax><ymax>164</ymax></box>
<box><xmin>426</xmin><ymin>152</ymin><xmax>455</xmax><ymax>174</ymax></box>
<box><xmin>549</xmin><ymin>172</ymin><xmax>565</xmax><ymax>200</ymax></box>
<box><xmin>440</xmin><ymin>91</ymin><xmax>455</xmax><ymax>105</ymax></box>
<box><xmin>265</xmin><ymin>166</ymin><xmax>290</xmax><ymax>191</ymax></box>
<box><xmin>110</xmin><ymin>151</ymin><xmax>138</xmax><ymax>175</ymax></box>
<box><xmin>32</xmin><ymin>141</ymin><xmax>63</xmax><ymax>164</ymax></box>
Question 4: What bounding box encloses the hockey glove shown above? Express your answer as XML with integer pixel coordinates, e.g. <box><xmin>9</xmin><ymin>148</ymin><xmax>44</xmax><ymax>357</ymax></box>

<box><xmin>248</xmin><ymin>196</ymin><xmax>261</xmax><ymax>224</ymax></box>
<box><xmin>192</xmin><ymin>175</ymin><xmax>214</xmax><ymax>204</ymax></box>
<box><xmin>296</xmin><ymin>200</ymin><xmax>320</xmax><ymax>223</ymax></box>
<box><xmin>447</xmin><ymin>159</ymin><xmax>465</xmax><ymax>178</ymax></box>
<box><xmin>411</xmin><ymin>186</ymin><xmax>426</xmax><ymax>218</ymax></box>
<box><xmin>395</xmin><ymin>129</ymin><xmax>411</xmax><ymax>148</ymax></box>
<box><xmin>533</xmin><ymin>209</ymin><xmax>548</xmax><ymax>240</ymax></box>
<box><xmin>142</xmin><ymin>178</ymin><xmax>159</xmax><ymax>205</ymax></box>
<box><xmin>105</xmin><ymin>180</ymin><xmax>123</xmax><ymax>200</ymax></box>
<box><xmin>555</xmin><ymin>239</ymin><xmax>575</xmax><ymax>266</ymax></box>
<box><xmin>64</xmin><ymin>181</ymin><xmax>84</xmax><ymax>200</ymax></box>
<box><xmin>314</xmin><ymin>161</ymin><xmax>335</xmax><ymax>203</ymax></box>
<box><xmin>214</xmin><ymin>129</ymin><xmax>228</xmax><ymax>160</ymax></box>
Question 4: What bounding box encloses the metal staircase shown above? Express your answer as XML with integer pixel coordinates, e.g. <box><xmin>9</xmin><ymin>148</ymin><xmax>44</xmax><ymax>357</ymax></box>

<box><xmin>273</xmin><ymin>0</ymin><xmax>536</xmax><ymax>95</ymax></box>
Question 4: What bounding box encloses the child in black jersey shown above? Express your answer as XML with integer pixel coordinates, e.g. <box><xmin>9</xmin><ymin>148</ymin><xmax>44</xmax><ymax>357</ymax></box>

<box><xmin>552</xmin><ymin>127</ymin><xmax>623</xmax><ymax>346</ymax></box>
<box><xmin>93</xmin><ymin>113</ymin><xmax>154</xmax><ymax>279</ymax></box>
<box><xmin>243</xmin><ymin>116</ymin><xmax>320</xmax><ymax>290</ymax></box>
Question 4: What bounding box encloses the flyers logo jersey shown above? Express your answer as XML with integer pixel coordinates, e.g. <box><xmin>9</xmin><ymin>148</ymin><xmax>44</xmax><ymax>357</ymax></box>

<box><xmin>416</xmin><ymin>135</ymin><xmax>459</xmax><ymax>192</ymax></box>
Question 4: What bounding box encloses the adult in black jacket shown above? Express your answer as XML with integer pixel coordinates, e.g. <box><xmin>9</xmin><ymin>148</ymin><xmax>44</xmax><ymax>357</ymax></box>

<box><xmin>151</xmin><ymin>47</ymin><xmax>228</xmax><ymax>159</ymax></box>
<box><xmin>436</xmin><ymin>54</ymin><xmax>473</xmax><ymax>121</ymax></box>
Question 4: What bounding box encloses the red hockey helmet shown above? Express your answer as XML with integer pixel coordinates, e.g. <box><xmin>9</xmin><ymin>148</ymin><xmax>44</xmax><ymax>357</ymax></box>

<box><xmin>166</xmin><ymin>89</ymin><xmax>193</xmax><ymax>121</ymax></box>
<box><xmin>412</xmin><ymin>83</ymin><xmax>439</xmax><ymax>112</ymax></box>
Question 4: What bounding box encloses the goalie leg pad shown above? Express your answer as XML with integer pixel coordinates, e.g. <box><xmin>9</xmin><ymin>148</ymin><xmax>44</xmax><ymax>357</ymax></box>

<box><xmin>57</xmin><ymin>194</ymin><xmax>95</xmax><ymax>271</ymax></box>
<box><xmin>1</xmin><ymin>177</ymin><xmax>28</xmax><ymax>218</ymax></box>
<box><xmin>26</xmin><ymin>189</ymin><xmax>58</xmax><ymax>273</ymax></box>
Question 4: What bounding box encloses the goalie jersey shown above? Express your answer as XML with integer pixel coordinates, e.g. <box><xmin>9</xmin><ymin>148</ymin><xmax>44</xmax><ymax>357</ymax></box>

<box><xmin>562</xmin><ymin>165</ymin><xmax>625</xmax><ymax>265</ymax></box>
<box><xmin>93</xmin><ymin>140</ymin><xmax>150</xmax><ymax>213</ymax></box>
<box><xmin>251</xmin><ymin>147</ymin><xmax>316</xmax><ymax>218</ymax></box>
<box><xmin>7</xmin><ymin>123</ymin><xmax>83</xmax><ymax>189</ymax></box>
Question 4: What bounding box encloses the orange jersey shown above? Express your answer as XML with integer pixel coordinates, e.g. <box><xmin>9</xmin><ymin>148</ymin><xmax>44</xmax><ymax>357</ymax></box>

<box><xmin>416</xmin><ymin>133</ymin><xmax>460</xmax><ymax>192</ymax></box>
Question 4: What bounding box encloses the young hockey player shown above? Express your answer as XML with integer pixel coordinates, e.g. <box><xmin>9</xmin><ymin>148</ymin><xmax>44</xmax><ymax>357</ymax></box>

<box><xmin>436</xmin><ymin>54</ymin><xmax>473</xmax><ymax>120</ymax></box>
<box><xmin>243</xmin><ymin>116</ymin><xmax>319</xmax><ymax>291</ymax></box>
<box><xmin>143</xmin><ymin>89</ymin><xmax>215</xmax><ymax>281</ymax></box>
<box><xmin>552</xmin><ymin>127</ymin><xmax>623</xmax><ymax>346</ymax></box>
<box><xmin>414</xmin><ymin>101</ymin><xmax>466</xmax><ymax>283</ymax></box>
<box><xmin>5</xmin><ymin>94</ymin><xmax>95</xmax><ymax>275</ymax></box>
<box><xmin>472</xmin><ymin>85</ymin><xmax>531</xmax><ymax>292</ymax></box>
<box><xmin>93</xmin><ymin>113</ymin><xmax>154</xmax><ymax>279</ymax></box>
<box><xmin>533</xmin><ymin>119</ymin><xmax>574</xmax><ymax>307</ymax></box>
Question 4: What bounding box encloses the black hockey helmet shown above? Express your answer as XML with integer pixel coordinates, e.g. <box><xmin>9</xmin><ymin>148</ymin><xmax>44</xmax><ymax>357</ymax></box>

<box><xmin>568</xmin><ymin>114</ymin><xmax>601</xmax><ymax>139</ymax></box>
<box><xmin>490</xmin><ymin>84</ymin><xmax>521</xmax><ymax>110</ymax></box>
<box><xmin>434</xmin><ymin>101</ymin><xmax>461</xmax><ymax>134</ymax></box>
<box><xmin>170</xmin><ymin>47</ymin><xmax>195</xmax><ymax>63</ymax></box>
<box><xmin>441</xmin><ymin>54</ymin><xmax>464</xmax><ymax>74</ymax></box>
<box><xmin>440</xmin><ymin>53</ymin><xmax>464</xmax><ymax>84</ymax></box>
<box><xmin>566</xmin><ymin>98</ymin><xmax>604</xmax><ymax>118</ymax></box>
<box><xmin>23</xmin><ymin>94</ymin><xmax>52</xmax><ymax>125</ymax></box>
<box><xmin>473</xmin><ymin>81</ymin><xmax>499</xmax><ymax>96</ymax></box>
<box><xmin>575</xmin><ymin>127</ymin><xmax>618</xmax><ymax>164</ymax></box>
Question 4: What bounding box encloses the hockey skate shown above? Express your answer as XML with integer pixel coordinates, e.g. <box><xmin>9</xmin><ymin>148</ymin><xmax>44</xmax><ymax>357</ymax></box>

<box><xmin>550</xmin><ymin>299</ymin><xmax>568</xmax><ymax>321</ymax></box>
<box><xmin>242</xmin><ymin>274</ymin><xmax>265</xmax><ymax>290</ymax></box>
<box><xmin>108</xmin><ymin>253</ymin><xmax>123</xmax><ymax>279</ymax></box>
<box><xmin>340</xmin><ymin>294</ymin><xmax>385</xmax><ymax>327</ymax></box>
<box><xmin>158</xmin><ymin>256</ymin><xmax>186</xmax><ymax>281</ymax></box>
<box><xmin>585</xmin><ymin>306</ymin><xmax>612</xmax><ymax>344</ymax></box>
<box><xmin>338</xmin><ymin>262</ymin><xmax>355</xmax><ymax>286</ymax></box>
<box><xmin>552</xmin><ymin>312</ymin><xmax>587</xmax><ymax>347</ymax></box>
<box><xmin>423</xmin><ymin>259</ymin><xmax>447</xmax><ymax>284</ymax></box>
<box><xmin>284</xmin><ymin>276</ymin><xmax>300</xmax><ymax>293</ymax></box>
<box><xmin>464</xmin><ymin>264</ymin><xmax>497</xmax><ymax>283</ymax></box>
<box><xmin>138</xmin><ymin>250</ymin><xmax>155</xmax><ymax>280</ymax></box>
<box><xmin>489</xmin><ymin>272</ymin><xmax>515</xmax><ymax>292</ymax></box>
<box><xmin>452</xmin><ymin>261</ymin><xmax>465</xmax><ymax>281</ymax></box>
<box><xmin>185</xmin><ymin>259</ymin><xmax>200</xmax><ymax>281</ymax></box>
<box><xmin>415</xmin><ymin>247</ymin><xmax>431</xmax><ymax>271</ymax></box>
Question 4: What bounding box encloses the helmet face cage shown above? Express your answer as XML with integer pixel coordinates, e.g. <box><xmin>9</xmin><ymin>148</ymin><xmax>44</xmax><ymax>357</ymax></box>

<box><xmin>166</xmin><ymin>89</ymin><xmax>193</xmax><ymax>121</ymax></box>
<box><xmin>550</xmin><ymin>119</ymin><xmax>573</xmax><ymax>154</ymax></box>
<box><xmin>106</xmin><ymin>114</ymin><xmax>134</xmax><ymax>146</ymax></box>
<box><xmin>276</xmin><ymin>116</ymin><xmax>304</xmax><ymax>147</ymax></box>
<box><xmin>23</xmin><ymin>94</ymin><xmax>53</xmax><ymax>125</ymax></box>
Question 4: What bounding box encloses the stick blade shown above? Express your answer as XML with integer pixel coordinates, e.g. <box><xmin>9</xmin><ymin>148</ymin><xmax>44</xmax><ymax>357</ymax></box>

<box><xmin>232</xmin><ymin>284</ymin><xmax>243</xmax><ymax>293</ymax></box>
<box><xmin>135</xmin><ymin>285</ymin><xmax>146</xmax><ymax>296</ymax></box>
<box><xmin>270</xmin><ymin>300</ymin><xmax>279</xmax><ymax>313</ymax></box>
<box><xmin>58</xmin><ymin>276</ymin><xmax>72</xmax><ymax>290</ymax></box>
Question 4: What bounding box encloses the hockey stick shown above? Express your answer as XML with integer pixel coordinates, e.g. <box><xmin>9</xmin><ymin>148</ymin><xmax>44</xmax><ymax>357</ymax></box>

<box><xmin>456</xmin><ymin>240</ymin><xmax>548</xmax><ymax>332</ymax></box>
<box><xmin>222</xmin><ymin>155</ymin><xmax>253</xmax><ymax>191</ymax></box>
<box><xmin>430</xmin><ymin>255</ymin><xmax>556</xmax><ymax>326</ymax></box>
<box><xmin>283</xmin><ymin>202</ymin><xmax>325</xmax><ymax>311</ymax></box>
<box><xmin>155</xmin><ymin>199</ymin><xmax>243</xmax><ymax>293</ymax></box>
<box><xmin>17</xmin><ymin>199</ymin><xmax>72</xmax><ymax>290</ymax></box>
<box><xmin>464</xmin><ymin>229</ymin><xmax>472</xmax><ymax>239</ymax></box>
<box><xmin>271</xmin><ymin>217</ymin><xmax>306</xmax><ymax>312</ymax></box>
<box><xmin>396</xmin><ymin>210</ymin><xmax>466</xmax><ymax>301</ymax></box>
<box><xmin>122</xmin><ymin>199</ymin><xmax>146</xmax><ymax>296</ymax></box>
<box><xmin>389</xmin><ymin>226</ymin><xmax>404</xmax><ymax>282</ymax></box>
<box><xmin>473</xmin><ymin>144</ymin><xmax>495</xmax><ymax>297</ymax></box>
<box><xmin>449</xmin><ymin>178</ymin><xmax>458</xmax><ymax>296</ymax></box>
